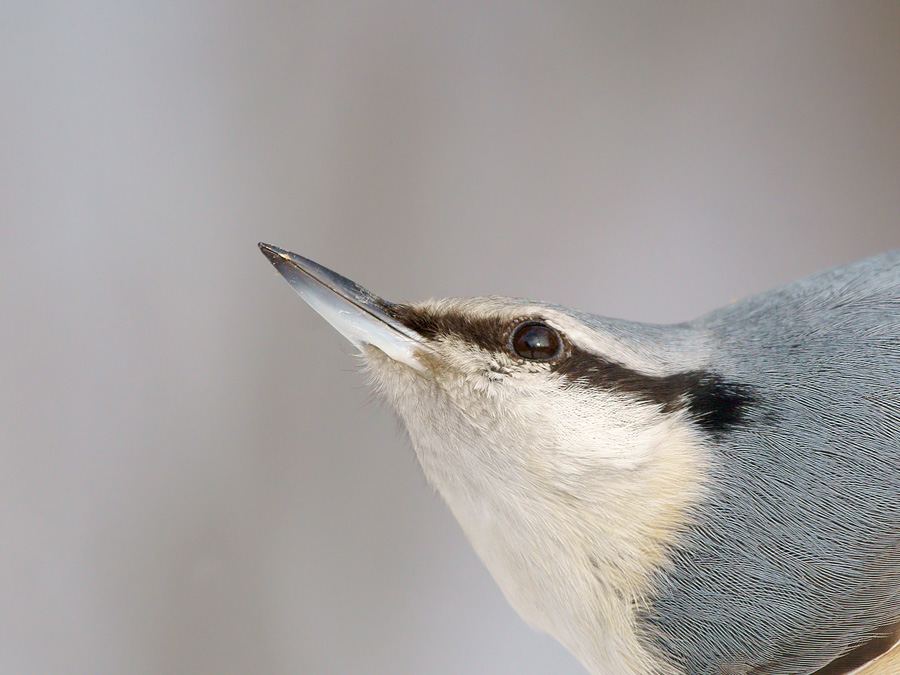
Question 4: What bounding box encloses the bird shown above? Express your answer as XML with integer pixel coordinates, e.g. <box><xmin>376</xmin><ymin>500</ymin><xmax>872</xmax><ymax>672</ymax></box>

<box><xmin>259</xmin><ymin>242</ymin><xmax>900</xmax><ymax>675</ymax></box>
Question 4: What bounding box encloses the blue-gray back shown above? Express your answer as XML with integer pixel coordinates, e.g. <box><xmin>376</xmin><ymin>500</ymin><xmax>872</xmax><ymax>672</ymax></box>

<box><xmin>639</xmin><ymin>251</ymin><xmax>900</xmax><ymax>675</ymax></box>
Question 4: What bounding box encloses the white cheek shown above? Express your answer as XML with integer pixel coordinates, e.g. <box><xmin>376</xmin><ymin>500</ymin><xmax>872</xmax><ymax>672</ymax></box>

<box><xmin>511</xmin><ymin>383</ymin><xmax>666</xmax><ymax>469</ymax></box>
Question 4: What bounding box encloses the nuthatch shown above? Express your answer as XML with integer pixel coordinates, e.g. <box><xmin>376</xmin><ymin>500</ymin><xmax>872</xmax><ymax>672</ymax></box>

<box><xmin>259</xmin><ymin>243</ymin><xmax>900</xmax><ymax>675</ymax></box>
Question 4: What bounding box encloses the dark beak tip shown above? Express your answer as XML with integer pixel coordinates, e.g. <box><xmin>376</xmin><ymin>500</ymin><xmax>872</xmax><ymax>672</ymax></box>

<box><xmin>258</xmin><ymin>242</ymin><xmax>287</xmax><ymax>267</ymax></box>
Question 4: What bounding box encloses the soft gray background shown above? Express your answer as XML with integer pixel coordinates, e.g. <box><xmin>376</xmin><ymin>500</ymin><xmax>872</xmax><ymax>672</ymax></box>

<box><xmin>3</xmin><ymin>3</ymin><xmax>900</xmax><ymax>674</ymax></box>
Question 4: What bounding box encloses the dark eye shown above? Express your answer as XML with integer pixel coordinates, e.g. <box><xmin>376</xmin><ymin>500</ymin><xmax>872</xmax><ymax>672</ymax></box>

<box><xmin>510</xmin><ymin>321</ymin><xmax>562</xmax><ymax>361</ymax></box>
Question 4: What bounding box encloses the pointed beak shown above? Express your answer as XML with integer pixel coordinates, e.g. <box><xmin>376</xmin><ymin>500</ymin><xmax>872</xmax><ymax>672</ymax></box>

<box><xmin>258</xmin><ymin>243</ymin><xmax>426</xmax><ymax>370</ymax></box>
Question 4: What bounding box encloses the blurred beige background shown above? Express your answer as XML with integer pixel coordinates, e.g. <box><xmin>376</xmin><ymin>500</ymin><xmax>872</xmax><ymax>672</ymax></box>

<box><xmin>2</xmin><ymin>3</ymin><xmax>900</xmax><ymax>674</ymax></box>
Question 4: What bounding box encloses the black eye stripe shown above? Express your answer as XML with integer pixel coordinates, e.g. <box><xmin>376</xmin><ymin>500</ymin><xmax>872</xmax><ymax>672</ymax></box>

<box><xmin>386</xmin><ymin>305</ymin><xmax>756</xmax><ymax>433</ymax></box>
<box><xmin>387</xmin><ymin>305</ymin><xmax>567</xmax><ymax>357</ymax></box>
<box><xmin>384</xmin><ymin>304</ymin><xmax>506</xmax><ymax>352</ymax></box>
<box><xmin>552</xmin><ymin>346</ymin><xmax>757</xmax><ymax>435</ymax></box>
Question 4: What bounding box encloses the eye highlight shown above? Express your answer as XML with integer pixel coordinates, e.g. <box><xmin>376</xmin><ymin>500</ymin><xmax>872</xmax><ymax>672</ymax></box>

<box><xmin>510</xmin><ymin>321</ymin><xmax>562</xmax><ymax>361</ymax></box>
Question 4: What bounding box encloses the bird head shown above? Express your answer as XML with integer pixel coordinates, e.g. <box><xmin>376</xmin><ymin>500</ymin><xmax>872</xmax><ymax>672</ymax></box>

<box><xmin>259</xmin><ymin>243</ymin><xmax>716</xmax><ymax>673</ymax></box>
<box><xmin>260</xmin><ymin>244</ymin><xmax>900</xmax><ymax>675</ymax></box>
